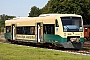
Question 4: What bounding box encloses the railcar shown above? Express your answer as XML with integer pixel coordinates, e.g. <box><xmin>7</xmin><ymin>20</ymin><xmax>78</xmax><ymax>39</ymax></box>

<box><xmin>84</xmin><ymin>25</ymin><xmax>90</xmax><ymax>40</ymax></box>
<box><xmin>4</xmin><ymin>14</ymin><xmax>84</xmax><ymax>49</ymax></box>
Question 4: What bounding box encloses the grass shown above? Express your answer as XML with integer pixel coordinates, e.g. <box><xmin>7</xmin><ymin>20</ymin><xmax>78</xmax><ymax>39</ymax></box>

<box><xmin>0</xmin><ymin>43</ymin><xmax>90</xmax><ymax>60</ymax></box>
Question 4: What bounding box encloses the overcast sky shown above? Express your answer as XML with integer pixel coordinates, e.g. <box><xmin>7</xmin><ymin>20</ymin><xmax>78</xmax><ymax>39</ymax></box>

<box><xmin>0</xmin><ymin>0</ymin><xmax>48</xmax><ymax>17</ymax></box>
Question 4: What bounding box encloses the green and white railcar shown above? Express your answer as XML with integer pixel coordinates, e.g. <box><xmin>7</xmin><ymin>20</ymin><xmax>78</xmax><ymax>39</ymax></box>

<box><xmin>4</xmin><ymin>14</ymin><xmax>84</xmax><ymax>49</ymax></box>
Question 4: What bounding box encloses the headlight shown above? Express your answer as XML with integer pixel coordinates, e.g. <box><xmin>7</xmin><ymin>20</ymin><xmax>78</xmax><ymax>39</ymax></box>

<box><xmin>79</xmin><ymin>27</ymin><xmax>83</xmax><ymax>31</ymax></box>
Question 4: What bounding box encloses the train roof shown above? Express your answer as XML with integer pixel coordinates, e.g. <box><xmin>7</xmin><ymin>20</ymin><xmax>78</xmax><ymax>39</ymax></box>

<box><xmin>5</xmin><ymin>14</ymin><xmax>82</xmax><ymax>23</ymax></box>
<box><xmin>39</xmin><ymin>14</ymin><xmax>81</xmax><ymax>17</ymax></box>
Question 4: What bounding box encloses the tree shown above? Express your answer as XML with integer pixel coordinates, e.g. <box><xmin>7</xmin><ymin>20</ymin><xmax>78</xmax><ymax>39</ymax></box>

<box><xmin>0</xmin><ymin>14</ymin><xmax>16</xmax><ymax>20</ymax></box>
<box><xmin>0</xmin><ymin>14</ymin><xmax>16</xmax><ymax>33</ymax></box>
<box><xmin>41</xmin><ymin>0</ymin><xmax>90</xmax><ymax>24</ymax></box>
<box><xmin>0</xmin><ymin>20</ymin><xmax>5</xmax><ymax>32</ymax></box>
<box><xmin>28</xmin><ymin>6</ymin><xmax>41</xmax><ymax>17</ymax></box>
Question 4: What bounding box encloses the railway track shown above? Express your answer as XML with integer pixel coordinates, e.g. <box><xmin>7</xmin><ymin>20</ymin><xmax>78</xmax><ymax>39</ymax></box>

<box><xmin>83</xmin><ymin>44</ymin><xmax>90</xmax><ymax>48</ymax></box>
<box><xmin>60</xmin><ymin>48</ymin><xmax>90</xmax><ymax>56</ymax></box>
<box><xmin>83</xmin><ymin>41</ymin><xmax>90</xmax><ymax>48</ymax></box>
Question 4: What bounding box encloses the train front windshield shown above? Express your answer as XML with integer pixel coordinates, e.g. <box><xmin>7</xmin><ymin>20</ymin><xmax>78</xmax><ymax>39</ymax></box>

<box><xmin>61</xmin><ymin>17</ymin><xmax>83</xmax><ymax>32</ymax></box>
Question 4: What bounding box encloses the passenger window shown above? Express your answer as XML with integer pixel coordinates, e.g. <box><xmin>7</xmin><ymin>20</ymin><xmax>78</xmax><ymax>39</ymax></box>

<box><xmin>6</xmin><ymin>26</ymin><xmax>11</xmax><ymax>33</ymax></box>
<box><xmin>16</xmin><ymin>27</ymin><xmax>23</xmax><ymax>34</ymax></box>
<box><xmin>43</xmin><ymin>24</ymin><xmax>55</xmax><ymax>34</ymax></box>
<box><xmin>55</xmin><ymin>19</ymin><xmax>59</xmax><ymax>27</ymax></box>
<box><xmin>16</xmin><ymin>26</ymin><xmax>35</xmax><ymax>35</ymax></box>
<box><xmin>30</xmin><ymin>27</ymin><xmax>35</xmax><ymax>35</ymax></box>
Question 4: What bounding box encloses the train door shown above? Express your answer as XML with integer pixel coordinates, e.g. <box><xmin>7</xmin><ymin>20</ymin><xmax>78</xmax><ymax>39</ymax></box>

<box><xmin>35</xmin><ymin>22</ymin><xmax>43</xmax><ymax>43</ymax></box>
<box><xmin>11</xmin><ymin>24</ymin><xmax>16</xmax><ymax>40</ymax></box>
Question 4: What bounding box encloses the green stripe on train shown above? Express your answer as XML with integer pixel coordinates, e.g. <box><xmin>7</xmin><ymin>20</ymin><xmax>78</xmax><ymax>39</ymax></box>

<box><xmin>4</xmin><ymin>33</ymin><xmax>84</xmax><ymax>43</ymax></box>
<box><xmin>80</xmin><ymin>38</ymin><xmax>84</xmax><ymax>42</ymax></box>
<box><xmin>43</xmin><ymin>34</ymin><xmax>84</xmax><ymax>43</ymax></box>
<box><xmin>4</xmin><ymin>33</ymin><xmax>11</xmax><ymax>39</ymax></box>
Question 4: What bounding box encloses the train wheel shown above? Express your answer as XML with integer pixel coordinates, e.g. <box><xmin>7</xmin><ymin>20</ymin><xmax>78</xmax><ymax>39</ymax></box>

<box><xmin>11</xmin><ymin>40</ymin><xmax>15</xmax><ymax>44</ymax></box>
<box><xmin>87</xmin><ymin>37</ymin><xmax>90</xmax><ymax>40</ymax></box>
